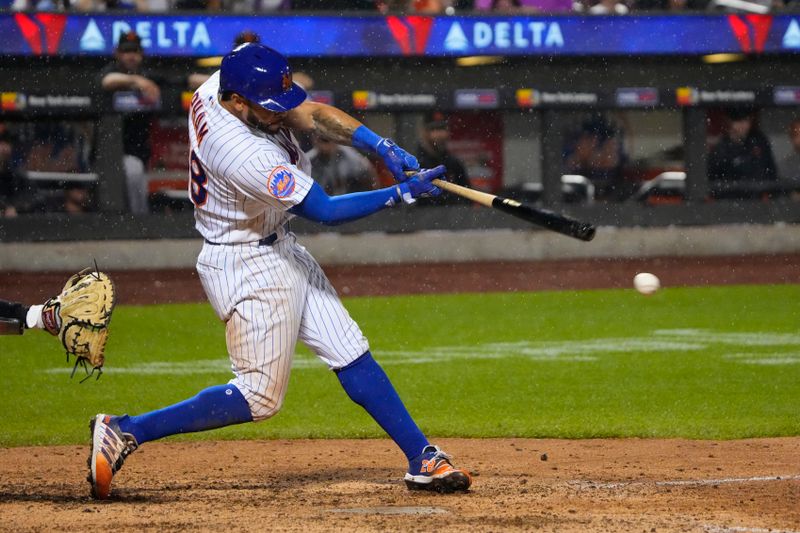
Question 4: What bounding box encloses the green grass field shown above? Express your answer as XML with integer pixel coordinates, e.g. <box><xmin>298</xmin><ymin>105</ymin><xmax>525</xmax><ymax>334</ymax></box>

<box><xmin>1</xmin><ymin>285</ymin><xmax>798</xmax><ymax>447</ymax></box>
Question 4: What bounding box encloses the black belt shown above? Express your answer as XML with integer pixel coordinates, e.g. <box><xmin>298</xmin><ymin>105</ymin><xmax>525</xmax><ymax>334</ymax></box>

<box><xmin>205</xmin><ymin>233</ymin><xmax>278</xmax><ymax>247</ymax></box>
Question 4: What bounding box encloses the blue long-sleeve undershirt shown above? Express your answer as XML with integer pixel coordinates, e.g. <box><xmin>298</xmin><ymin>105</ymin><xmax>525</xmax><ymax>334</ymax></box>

<box><xmin>289</xmin><ymin>181</ymin><xmax>401</xmax><ymax>226</ymax></box>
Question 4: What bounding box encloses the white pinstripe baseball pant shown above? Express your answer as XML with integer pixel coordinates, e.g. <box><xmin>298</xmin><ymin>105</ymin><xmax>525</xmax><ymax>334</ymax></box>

<box><xmin>196</xmin><ymin>232</ymin><xmax>370</xmax><ymax>421</ymax></box>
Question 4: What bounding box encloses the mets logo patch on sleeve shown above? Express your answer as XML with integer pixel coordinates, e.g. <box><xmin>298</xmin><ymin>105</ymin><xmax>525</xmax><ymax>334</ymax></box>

<box><xmin>267</xmin><ymin>166</ymin><xmax>296</xmax><ymax>198</ymax></box>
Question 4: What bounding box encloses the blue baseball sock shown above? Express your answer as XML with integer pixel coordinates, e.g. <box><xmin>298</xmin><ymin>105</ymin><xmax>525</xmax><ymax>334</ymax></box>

<box><xmin>336</xmin><ymin>351</ymin><xmax>429</xmax><ymax>461</ymax></box>
<box><xmin>117</xmin><ymin>384</ymin><xmax>253</xmax><ymax>444</ymax></box>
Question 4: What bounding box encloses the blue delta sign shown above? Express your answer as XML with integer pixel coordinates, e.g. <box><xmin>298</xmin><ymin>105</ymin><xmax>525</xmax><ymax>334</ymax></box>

<box><xmin>1</xmin><ymin>13</ymin><xmax>800</xmax><ymax>57</ymax></box>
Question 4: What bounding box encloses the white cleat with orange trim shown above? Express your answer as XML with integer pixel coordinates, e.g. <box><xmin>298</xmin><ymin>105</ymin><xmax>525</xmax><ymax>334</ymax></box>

<box><xmin>87</xmin><ymin>414</ymin><xmax>138</xmax><ymax>499</ymax></box>
<box><xmin>404</xmin><ymin>445</ymin><xmax>472</xmax><ymax>493</ymax></box>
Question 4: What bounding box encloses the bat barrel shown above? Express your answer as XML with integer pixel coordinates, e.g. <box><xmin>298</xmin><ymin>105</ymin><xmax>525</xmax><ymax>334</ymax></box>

<box><xmin>538</xmin><ymin>215</ymin><xmax>596</xmax><ymax>242</ymax></box>
<box><xmin>493</xmin><ymin>197</ymin><xmax>596</xmax><ymax>242</ymax></box>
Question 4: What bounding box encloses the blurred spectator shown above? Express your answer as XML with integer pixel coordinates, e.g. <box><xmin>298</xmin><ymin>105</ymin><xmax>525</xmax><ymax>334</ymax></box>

<box><xmin>490</xmin><ymin>0</ymin><xmax>532</xmax><ymax>12</ymax></box>
<box><xmin>11</xmin><ymin>0</ymin><xmax>69</xmax><ymax>9</ymax></box>
<box><xmin>777</xmin><ymin>118</ymin><xmax>800</xmax><ymax>182</ymax></box>
<box><xmin>174</xmin><ymin>0</ymin><xmax>220</xmax><ymax>9</ymax></box>
<box><xmin>415</xmin><ymin>111</ymin><xmax>471</xmax><ymax>206</ymax></box>
<box><xmin>227</xmin><ymin>0</ymin><xmax>289</xmax><ymax>13</ymax></box>
<box><xmin>62</xmin><ymin>185</ymin><xmax>91</xmax><ymax>213</ymax></box>
<box><xmin>306</xmin><ymin>135</ymin><xmax>377</xmax><ymax>195</ymax></box>
<box><xmin>475</xmin><ymin>0</ymin><xmax>570</xmax><ymax>12</ymax></box>
<box><xmin>633</xmin><ymin>0</ymin><xmax>707</xmax><ymax>10</ymax></box>
<box><xmin>706</xmin><ymin>0</ymin><xmax>774</xmax><ymax>12</ymax></box>
<box><xmin>292</xmin><ymin>71</ymin><xmax>314</xmax><ymax>92</ymax></box>
<box><xmin>0</xmin><ymin>123</ymin><xmax>41</xmax><ymax>217</ymax></box>
<box><xmin>99</xmin><ymin>30</ymin><xmax>161</xmax><ymax>214</ymax></box>
<box><xmin>0</xmin><ymin>138</ymin><xmax>21</xmax><ymax>218</ymax></box>
<box><xmin>132</xmin><ymin>0</ymin><xmax>170</xmax><ymax>10</ymax></box>
<box><xmin>563</xmin><ymin>113</ymin><xmax>628</xmax><ymax>200</ymax></box>
<box><xmin>411</xmin><ymin>0</ymin><xmax>446</xmax><ymax>12</ymax></box>
<box><xmin>72</xmin><ymin>0</ymin><xmax>149</xmax><ymax>9</ymax></box>
<box><xmin>708</xmin><ymin>108</ymin><xmax>777</xmax><ymax>183</ymax></box>
<box><xmin>376</xmin><ymin>0</ymin><xmax>407</xmax><ymax>11</ymax></box>
<box><xmin>23</xmin><ymin>122</ymin><xmax>93</xmax><ymax>213</ymax></box>
<box><xmin>587</xmin><ymin>0</ymin><xmax>629</xmax><ymax>13</ymax></box>
<box><xmin>1</xmin><ymin>122</ymin><xmax>94</xmax><ymax>215</ymax></box>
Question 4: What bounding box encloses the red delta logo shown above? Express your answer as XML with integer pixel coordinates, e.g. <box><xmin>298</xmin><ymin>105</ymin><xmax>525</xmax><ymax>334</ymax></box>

<box><xmin>727</xmin><ymin>14</ymin><xmax>773</xmax><ymax>53</ymax></box>
<box><xmin>386</xmin><ymin>16</ymin><xmax>434</xmax><ymax>55</ymax></box>
<box><xmin>267</xmin><ymin>166</ymin><xmax>296</xmax><ymax>199</ymax></box>
<box><xmin>14</xmin><ymin>13</ymin><xmax>67</xmax><ymax>55</ymax></box>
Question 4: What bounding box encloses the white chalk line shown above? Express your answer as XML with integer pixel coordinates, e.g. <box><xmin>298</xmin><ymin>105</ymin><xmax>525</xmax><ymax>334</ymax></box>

<box><xmin>723</xmin><ymin>352</ymin><xmax>800</xmax><ymax>366</ymax></box>
<box><xmin>571</xmin><ymin>474</ymin><xmax>800</xmax><ymax>490</ymax></box>
<box><xmin>655</xmin><ymin>329</ymin><xmax>800</xmax><ymax>346</ymax></box>
<box><xmin>41</xmin><ymin>329</ymin><xmax>800</xmax><ymax>375</ymax></box>
<box><xmin>704</xmin><ymin>525</ymin><xmax>800</xmax><ymax>533</ymax></box>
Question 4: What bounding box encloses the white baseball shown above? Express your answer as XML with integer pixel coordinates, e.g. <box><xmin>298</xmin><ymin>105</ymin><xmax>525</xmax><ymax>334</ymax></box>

<box><xmin>633</xmin><ymin>272</ymin><xmax>660</xmax><ymax>295</ymax></box>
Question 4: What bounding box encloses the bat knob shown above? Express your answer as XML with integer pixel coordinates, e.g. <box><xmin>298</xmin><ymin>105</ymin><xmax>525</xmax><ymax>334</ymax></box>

<box><xmin>577</xmin><ymin>224</ymin><xmax>596</xmax><ymax>242</ymax></box>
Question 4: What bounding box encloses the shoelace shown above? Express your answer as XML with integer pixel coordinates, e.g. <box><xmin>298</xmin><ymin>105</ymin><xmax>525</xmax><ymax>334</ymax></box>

<box><xmin>427</xmin><ymin>446</ymin><xmax>453</xmax><ymax>463</ymax></box>
<box><xmin>101</xmin><ymin>424</ymin><xmax>138</xmax><ymax>470</ymax></box>
<box><xmin>111</xmin><ymin>437</ymin><xmax>138</xmax><ymax>472</ymax></box>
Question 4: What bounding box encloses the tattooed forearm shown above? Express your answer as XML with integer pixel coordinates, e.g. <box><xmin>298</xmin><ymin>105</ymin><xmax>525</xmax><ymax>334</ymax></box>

<box><xmin>309</xmin><ymin>104</ymin><xmax>363</xmax><ymax>144</ymax></box>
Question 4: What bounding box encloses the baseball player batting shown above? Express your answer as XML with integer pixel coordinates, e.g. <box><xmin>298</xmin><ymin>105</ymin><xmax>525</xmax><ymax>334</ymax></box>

<box><xmin>87</xmin><ymin>43</ymin><xmax>472</xmax><ymax>499</ymax></box>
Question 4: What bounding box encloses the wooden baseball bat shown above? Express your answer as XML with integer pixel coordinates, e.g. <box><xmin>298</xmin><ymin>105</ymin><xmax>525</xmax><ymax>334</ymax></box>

<box><xmin>428</xmin><ymin>178</ymin><xmax>596</xmax><ymax>242</ymax></box>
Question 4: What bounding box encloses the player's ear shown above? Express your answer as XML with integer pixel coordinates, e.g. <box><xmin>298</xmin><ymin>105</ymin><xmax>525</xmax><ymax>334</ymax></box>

<box><xmin>230</xmin><ymin>93</ymin><xmax>247</xmax><ymax>111</ymax></box>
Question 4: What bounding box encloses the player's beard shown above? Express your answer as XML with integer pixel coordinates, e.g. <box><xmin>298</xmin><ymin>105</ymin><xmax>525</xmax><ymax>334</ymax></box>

<box><xmin>244</xmin><ymin>108</ymin><xmax>283</xmax><ymax>135</ymax></box>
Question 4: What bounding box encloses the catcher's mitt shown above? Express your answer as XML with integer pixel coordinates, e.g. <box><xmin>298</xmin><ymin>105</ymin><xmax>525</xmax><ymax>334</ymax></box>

<box><xmin>42</xmin><ymin>268</ymin><xmax>116</xmax><ymax>381</ymax></box>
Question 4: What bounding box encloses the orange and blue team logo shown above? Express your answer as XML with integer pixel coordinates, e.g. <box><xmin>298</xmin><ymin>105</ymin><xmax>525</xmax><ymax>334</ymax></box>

<box><xmin>268</xmin><ymin>166</ymin><xmax>295</xmax><ymax>198</ymax></box>
<box><xmin>282</xmin><ymin>72</ymin><xmax>292</xmax><ymax>92</ymax></box>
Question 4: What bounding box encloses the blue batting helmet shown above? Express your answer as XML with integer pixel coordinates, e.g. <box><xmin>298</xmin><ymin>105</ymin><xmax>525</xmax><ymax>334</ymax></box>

<box><xmin>219</xmin><ymin>43</ymin><xmax>307</xmax><ymax>112</ymax></box>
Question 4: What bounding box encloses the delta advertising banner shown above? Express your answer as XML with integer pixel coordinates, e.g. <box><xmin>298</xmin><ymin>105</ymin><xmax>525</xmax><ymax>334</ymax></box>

<box><xmin>2</xmin><ymin>13</ymin><xmax>800</xmax><ymax>58</ymax></box>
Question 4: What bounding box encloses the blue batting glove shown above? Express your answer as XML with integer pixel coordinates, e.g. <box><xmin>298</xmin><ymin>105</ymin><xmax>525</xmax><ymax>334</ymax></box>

<box><xmin>396</xmin><ymin>165</ymin><xmax>445</xmax><ymax>204</ymax></box>
<box><xmin>376</xmin><ymin>138</ymin><xmax>419</xmax><ymax>182</ymax></box>
<box><xmin>352</xmin><ymin>125</ymin><xmax>419</xmax><ymax>182</ymax></box>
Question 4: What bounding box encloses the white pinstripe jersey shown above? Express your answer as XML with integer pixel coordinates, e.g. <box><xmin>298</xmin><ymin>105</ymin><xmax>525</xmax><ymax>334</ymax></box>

<box><xmin>188</xmin><ymin>71</ymin><xmax>314</xmax><ymax>243</ymax></box>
